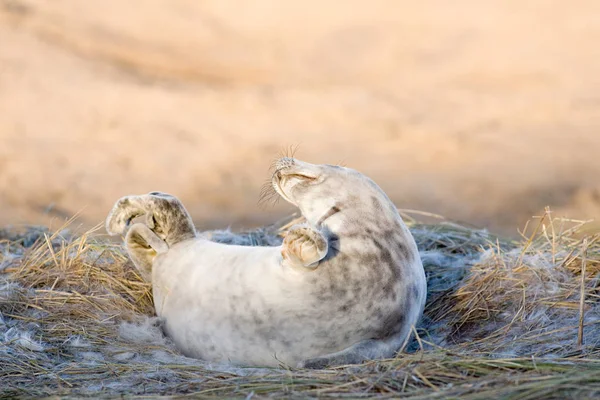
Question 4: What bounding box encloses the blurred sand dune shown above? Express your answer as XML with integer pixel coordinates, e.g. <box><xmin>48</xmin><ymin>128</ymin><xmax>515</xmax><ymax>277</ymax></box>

<box><xmin>1</xmin><ymin>0</ymin><xmax>599</xmax><ymax>235</ymax></box>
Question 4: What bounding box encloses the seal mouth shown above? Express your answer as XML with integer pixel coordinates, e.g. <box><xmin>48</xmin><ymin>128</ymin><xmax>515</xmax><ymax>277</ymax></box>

<box><xmin>272</xmin><ymin>173</ymin><xmax>295</xmax><ymax>205</ymax></box>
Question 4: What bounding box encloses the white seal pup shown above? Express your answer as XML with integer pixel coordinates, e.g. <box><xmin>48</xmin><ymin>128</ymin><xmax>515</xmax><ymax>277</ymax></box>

<box><xmin>106</xmin><ymin>158</ymin><xmax>427</xmax><ymax>368</ymax></box>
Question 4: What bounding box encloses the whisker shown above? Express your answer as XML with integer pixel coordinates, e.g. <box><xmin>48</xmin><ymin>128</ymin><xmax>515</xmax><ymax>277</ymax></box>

<box><xmin>258</xmin><ymin>180</ymin><xmax>280</xmax><ymax>209</ymax></box>
<box><xmin>277</xmin><ymin>146</ymin><xmax>288</xmax><ymax>160</ymax></box>
<box><xmin>262</xmin><ymin>148</ymin><xmax>301</xmax><ymax>208</ymax></box>
<box><xmin>268</xmin><ymin>157</ymin><xmax>279</xmax><ymax>173</ymax></box>
<box><xmin>278</xmin><ymin>144</ymin><xmax>301</xmax><ymax>160</ymax></box>
<box><xmin>289</xmin><ymin>143</ymin><xmax>300</xmax><ymax>158</ymax></box>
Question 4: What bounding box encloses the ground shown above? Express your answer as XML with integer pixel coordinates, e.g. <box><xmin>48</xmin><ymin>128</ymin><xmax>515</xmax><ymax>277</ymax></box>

<box><xmin>2</xmin><ymin>213</ymin><xmax>600</xmax><ymax>398</ymax></box>
<box><xmin>1</xmin><ymin>0</ymin><xmax>599</xmax><ymax>235</ymax></box>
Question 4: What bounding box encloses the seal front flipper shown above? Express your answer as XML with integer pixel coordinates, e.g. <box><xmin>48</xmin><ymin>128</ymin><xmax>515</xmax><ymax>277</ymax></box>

<box><xmin>125</xmin><ymin>223</ymin><xmax>168</xmax><ymax>281</ymax></box>
<box><xmin>281</xmin><ymin>224</ymin><xmax>328</xmax><ymax>269</ymax></box>
<box><xmin>105</xmin><ymin>192</ymin><xmax>197</xmax><ymax>280</ymax></box>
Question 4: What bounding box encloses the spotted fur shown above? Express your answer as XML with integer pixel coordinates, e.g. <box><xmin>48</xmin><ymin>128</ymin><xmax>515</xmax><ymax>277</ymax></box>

<box><xmin>106</xmin><ymin>159</ymin><xmax>426</xmax><ymax>368</ymax></box>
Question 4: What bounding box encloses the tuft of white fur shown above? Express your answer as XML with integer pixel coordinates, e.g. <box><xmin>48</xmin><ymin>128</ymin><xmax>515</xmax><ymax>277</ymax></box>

<box><xmin>118</xmin><ymin>317</ymin><xmax>168</xmax><ymax>345</ymax></box>
<box><xmin>3</xmin><ymin>327</ymin><xmax>45</xmax><ymax>352</ymax></box>
<box><xmin>0</xmin><ymin>280</ymin><xmax>21</xmax><ymax>302</ymax></box>
<box><xmin>64</xmin><ymin>335</ymin><xmax>91</xmax><ymax>348</ymax></box>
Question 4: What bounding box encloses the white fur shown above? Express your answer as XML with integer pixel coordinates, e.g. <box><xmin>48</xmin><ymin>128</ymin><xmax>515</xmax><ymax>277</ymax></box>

<box><xmin>152</xmin><ymin>239</ymin><xmax>306</xmax><ymax>366</ymax></box>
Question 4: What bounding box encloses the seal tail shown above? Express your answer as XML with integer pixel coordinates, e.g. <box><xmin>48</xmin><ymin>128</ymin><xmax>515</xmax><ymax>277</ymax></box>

<box><xmin>106</xmin><ymin>192</ymin><xmax>197</xmax><ymax>278</ymax></box>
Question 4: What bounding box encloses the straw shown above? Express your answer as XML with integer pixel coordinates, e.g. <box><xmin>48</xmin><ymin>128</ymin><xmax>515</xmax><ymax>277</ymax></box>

<box><xmin>1</xmin><ymin>209</ymin><xmax>600</xmax><ymax>398</ymax></box>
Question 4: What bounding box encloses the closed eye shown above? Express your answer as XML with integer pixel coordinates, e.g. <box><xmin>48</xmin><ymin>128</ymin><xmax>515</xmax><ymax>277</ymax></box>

<box><xmin>285</xmin><ymin>173</ymin><xmax>317</xmax><ymax>181</ymax></box>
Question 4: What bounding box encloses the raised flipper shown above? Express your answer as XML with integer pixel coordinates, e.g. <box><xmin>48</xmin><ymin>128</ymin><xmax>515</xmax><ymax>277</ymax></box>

<box><xmin>281</xmin><ymin>224</ymin><xmax>328</xmax><ymax>270</ymax></box>
<box><xmin>106</xmin><ymin>192</ymin><xmax>197</xmax><ymax>279</ymax></box>
<box><xmin>125</xmin><ymin>223</ymin><xmax>168</xmax><ymax>281</ymax></box>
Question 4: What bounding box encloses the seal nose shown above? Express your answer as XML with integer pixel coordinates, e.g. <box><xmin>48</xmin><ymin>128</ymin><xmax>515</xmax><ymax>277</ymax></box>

<box><xmin>275</xmin><ymin>157</ymin><xmax>295</xmax><ymax>171</ymax></box>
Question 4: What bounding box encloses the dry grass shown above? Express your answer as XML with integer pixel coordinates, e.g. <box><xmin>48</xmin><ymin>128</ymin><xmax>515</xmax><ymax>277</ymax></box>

<box><xmin>1</xmin><ymin>210</ymin><xmax>600</xmax><ymax>399</ymax></box>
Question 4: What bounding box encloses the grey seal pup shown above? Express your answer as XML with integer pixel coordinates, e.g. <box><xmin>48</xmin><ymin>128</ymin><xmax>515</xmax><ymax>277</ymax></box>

<box><xmin>106</xmin><ymin>157</ymin><xmax>427</xmax><ymax>368</ymax></box>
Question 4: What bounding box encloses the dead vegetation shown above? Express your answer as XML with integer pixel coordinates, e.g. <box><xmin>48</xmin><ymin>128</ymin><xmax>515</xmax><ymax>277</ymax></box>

<box><xmin>1</xmin><ymin>210</ymin><xmax>600</xmax><ymax>398</ymax></box>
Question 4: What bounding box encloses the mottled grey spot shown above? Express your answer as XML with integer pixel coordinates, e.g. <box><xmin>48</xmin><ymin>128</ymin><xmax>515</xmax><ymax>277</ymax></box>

<box><xmin>357</xmin><ymin>252</ymin><xmax>378</xmax><ymax>267</ymax></box>
<box><xmin>370</xmin><ymin>196</ymin><xmax>383</xmax><ymax>211</ymax></box>
<box><xmin>410</xmin><ymin>283</ymin><xmax>420</xmax><ymax>301</ymax></box>
<box><xmin>373</xmin><ymin>305</ymin><xmax>407</xmax><ymax>338</ymax></box>
<box><xmin>339</xmin><ymin>304</ymin><xmax>350</xmax><ymax>313</ymax></box>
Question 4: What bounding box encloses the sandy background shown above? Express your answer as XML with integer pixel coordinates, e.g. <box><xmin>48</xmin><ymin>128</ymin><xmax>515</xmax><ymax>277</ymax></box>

<box><xmin>0</xmin><ymin>0</ymin><xmax>599</xmax><ymax>236</ymax></box>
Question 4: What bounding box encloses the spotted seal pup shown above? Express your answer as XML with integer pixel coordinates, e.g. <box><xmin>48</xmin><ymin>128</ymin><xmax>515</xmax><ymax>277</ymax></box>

<box><xmin>105</xmin><ymin>158</ymin><xmax>427</xmax><ymax>368</ymax></box>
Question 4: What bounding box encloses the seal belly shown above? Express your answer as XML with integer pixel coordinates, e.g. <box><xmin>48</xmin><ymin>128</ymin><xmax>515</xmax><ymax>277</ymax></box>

<box><xmin>151</xmin><ymin>239</ymin><xmax>308</xmax><ymax>366</ymax></box>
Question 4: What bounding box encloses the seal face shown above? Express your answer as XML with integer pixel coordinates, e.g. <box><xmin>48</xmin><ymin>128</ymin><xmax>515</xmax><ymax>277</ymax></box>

<box><xmin>106</xmin><ymin>158</ymin><xmax>427</xmax><ymax>368</ymax></box>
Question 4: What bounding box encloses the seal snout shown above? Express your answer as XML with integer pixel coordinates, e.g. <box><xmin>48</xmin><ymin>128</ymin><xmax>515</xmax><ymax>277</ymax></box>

<box><xmin>275</xmin><ymin>157</ymin><xmax>296</xmax><ymax>171</ymax></box>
